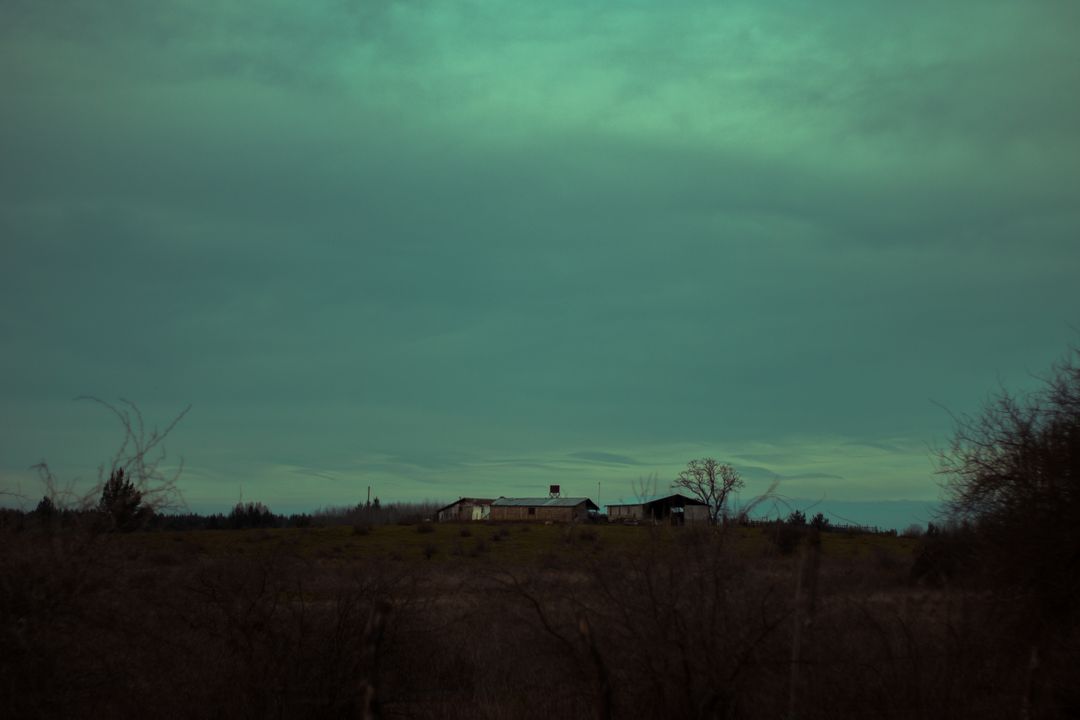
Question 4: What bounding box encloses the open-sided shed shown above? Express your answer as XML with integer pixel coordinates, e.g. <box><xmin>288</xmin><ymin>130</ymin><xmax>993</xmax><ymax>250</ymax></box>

<box><xmin>489</xmin><ymin>497</ymin><xmax>598</xmax><ymax>523</ymax></box>
<box><xmin>606</xmin><ymin>493</ymin><xmax>710</xmax><ymax>525</ymax></box>
<box><xmin>436</xmin><ymin>498</ymin><xmax>494</xmax><ymax>522</ymax></box>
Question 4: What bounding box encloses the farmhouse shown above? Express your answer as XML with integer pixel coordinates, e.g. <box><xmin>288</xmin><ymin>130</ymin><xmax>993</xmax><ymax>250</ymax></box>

<box><xmin>606</xmin><ymin>493</ymin><xmax>710</xmax><ymax>525</ymax></box>
<box><xmin>489</xmin><ymin>497</ymin><xmax>599</xmax><ymax>523</ymax></box>
<box><xmin>436</xmin><ymin>498</ymin><xmax>494</xmax><ymax>522</ymax></box>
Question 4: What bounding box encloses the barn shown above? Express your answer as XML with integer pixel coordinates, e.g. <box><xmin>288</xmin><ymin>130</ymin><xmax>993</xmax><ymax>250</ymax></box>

<box><xmin>489</xmin><ymin>497</ymin><xmax>599</xmax><ymax>523</ymax></box>
<box><xmin>606</xmin><ymin>493</ymin><xmax>710</xmax><ymax>525</ymax></box>
<box><xmin>436</xmin><ymin>498</ymin><xmax>494</xmax><ymax>522</ymax></box>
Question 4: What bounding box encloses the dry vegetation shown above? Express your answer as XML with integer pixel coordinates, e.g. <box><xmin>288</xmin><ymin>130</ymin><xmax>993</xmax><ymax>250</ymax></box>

<box><xmin>5</xmin><ymin>344</ymin><xmax>1079</xmax><ymax>719</ymax></box>
<box><xmin>2</xmin><ymin>517</ymin><xmax>1077</xmax><ymax>719</ymax></box>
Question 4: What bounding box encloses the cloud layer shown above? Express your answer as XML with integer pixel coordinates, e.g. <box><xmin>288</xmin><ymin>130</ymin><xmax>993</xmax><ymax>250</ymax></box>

<box><xmin>3</xmin><ymin>1</ymin><xmax>1078</xmax><ymax>525</ymax></box>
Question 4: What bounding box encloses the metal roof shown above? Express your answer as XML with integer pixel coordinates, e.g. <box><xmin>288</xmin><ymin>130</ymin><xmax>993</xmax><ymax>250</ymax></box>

<box><xmin>491</xmin><ymin>497</ymin><xmax>596</xmax><ymax>508</ymax></box>
<box><xmin>436</xmin><ymin>497</ymin><xmax>495</xmax><ymax>514</ymax></box>
<box><xmin>605</xmin><ymin>493</ymin><xmax>708</xmax><ymax>507</ymax></box>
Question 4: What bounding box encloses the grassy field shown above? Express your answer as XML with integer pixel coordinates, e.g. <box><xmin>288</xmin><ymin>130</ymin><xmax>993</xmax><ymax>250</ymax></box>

<box><xmin>125</xmin><ymin>521</ymin><xmax>919</xmax><ymax>566</ymax></box>
<box><xmin>7</xmin><ymin>520</ymin><xmax>1070</xmax><ymax>720</ymax></box>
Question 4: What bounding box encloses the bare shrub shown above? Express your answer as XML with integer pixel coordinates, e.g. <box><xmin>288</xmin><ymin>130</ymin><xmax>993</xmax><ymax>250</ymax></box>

<box><xmin>32</xmin><ymin>399</ymin><xmax>190</xmax><ymax>526</ymax></box>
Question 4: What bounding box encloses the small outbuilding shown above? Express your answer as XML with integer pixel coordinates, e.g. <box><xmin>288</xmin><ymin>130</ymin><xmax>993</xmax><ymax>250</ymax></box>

<box><xmin>489</xmin><ymin>497</ymin><xmax>599</xmax><ymax>523</ymax></box>
<box><xmin>606</xmin><ymin>493</ymin><xmax>710</xmax><ymax>525</ymax></box>
<box><xmin>436</xmin><ymin>498</ymin><xmax>494</xmax><ymax>522</ymax></box>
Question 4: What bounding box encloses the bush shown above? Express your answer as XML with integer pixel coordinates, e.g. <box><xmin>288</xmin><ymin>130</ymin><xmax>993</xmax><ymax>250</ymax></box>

<box><xmin>909</xmin><ymin>526</ymin><xmax>976</xmax><ymax>586</ymax></box>
<box><xmin>34</xmin><ymin>496</ymin><xmax>56</xmax><ymax>519</ymax></box>
<box><xmin>772</xmin><ymin>520</ymin><xmax>804</xmax><ymax>555</ymax></box>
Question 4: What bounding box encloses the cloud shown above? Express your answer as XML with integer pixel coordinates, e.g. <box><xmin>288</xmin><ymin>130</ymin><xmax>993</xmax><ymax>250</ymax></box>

<box><xmin>567</xmin><ymin>451</ymin><xmax>642</xmax><ymax>466</ymax></box>
<box><xmin>1</xmin><ymin>0</ymin><xmax>1077</xmax><ymax>529</ymax></box>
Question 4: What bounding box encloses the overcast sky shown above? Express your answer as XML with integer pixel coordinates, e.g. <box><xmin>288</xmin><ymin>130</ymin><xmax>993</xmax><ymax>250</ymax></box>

<box><xmin>2</xmin><ymin>1</ymin><xmax>1078</xmax><ymax>526</ymax></box>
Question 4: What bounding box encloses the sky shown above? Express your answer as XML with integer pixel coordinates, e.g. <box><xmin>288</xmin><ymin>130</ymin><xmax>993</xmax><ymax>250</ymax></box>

<box><xmin>2</xmin><ymin>1</ymin><xmax>1078</xmax><ymax>528</ymax></box>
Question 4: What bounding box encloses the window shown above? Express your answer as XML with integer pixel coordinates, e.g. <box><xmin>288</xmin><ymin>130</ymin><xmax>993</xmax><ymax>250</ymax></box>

<box><xmin>528</xmin><ymin>507</ymin><xmax>536</xmax><ymax>516</ymax></box>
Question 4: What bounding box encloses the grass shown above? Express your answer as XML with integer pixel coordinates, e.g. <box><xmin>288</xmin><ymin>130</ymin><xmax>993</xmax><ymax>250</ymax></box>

<box><xmin>3</xmin><ymin>519</ymin><xmax>1069</xmax><ymax>719</ymax></box>
<box><xmin>124</xmin><ymin>522</ymin><xmax>918</xmax><ymax>566</ymax></box>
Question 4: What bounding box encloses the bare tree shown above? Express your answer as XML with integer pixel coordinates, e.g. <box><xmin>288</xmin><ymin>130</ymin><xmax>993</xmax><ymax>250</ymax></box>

<box><xmin>938</xmin><ymin>344</ymin><xmax>1080</xmax><ymax>718</ymax></box>
<box><xmin>672</xmin><ymin>458</ymin><xmax>744</xmax><ymax>525</ymax></box>
<box><xmin>939</xmin><ymin>346</ymin><xmax>1080</xmax><ymax>611</ymax></box>
<box><xmin>32</xmin><ymin>397</ymin><xmax>190</xmax><ymax>521</ymax></box>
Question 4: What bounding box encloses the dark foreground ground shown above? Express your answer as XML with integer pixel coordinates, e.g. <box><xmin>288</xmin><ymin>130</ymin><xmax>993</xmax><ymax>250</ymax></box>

<box><xmin>2</xmin><ymin>522</ymin><xmax>1077</xmax><ymax>719</ymax></box>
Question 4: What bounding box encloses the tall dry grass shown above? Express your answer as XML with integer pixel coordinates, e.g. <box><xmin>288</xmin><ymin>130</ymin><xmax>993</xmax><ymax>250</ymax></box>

<box><xmin>2</xmin><ymin>521</ymin><xmax>1077</xmax><ymax>719</ymax></box>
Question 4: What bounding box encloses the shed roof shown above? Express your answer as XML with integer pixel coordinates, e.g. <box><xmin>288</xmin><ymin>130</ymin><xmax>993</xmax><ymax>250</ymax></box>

<box><xmin>492</xmin><ymin>497</ymin><xmax>598</xmax><ymax>509</ymax></box>
<box><xmin>605</xmin><ymin>493</ymin><xmax>708</xmax><ymax>508</ymax></box>
<box><xmin>436</xmin><ymin>497</ymin><xmax>495</xmax><ymax>514</ymax></box>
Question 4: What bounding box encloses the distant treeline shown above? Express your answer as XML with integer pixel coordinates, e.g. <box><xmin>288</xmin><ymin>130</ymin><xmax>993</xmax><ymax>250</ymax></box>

<box><xmin>741</xmin><ymin>510</ymin><xmax>903</xmax><ymax>538</ymax></box>
<box><xmin>0</xmin><ymin>499</ymin><xmax>444</xmax><ymax>532</ymax></box>
<box><xmin>0</xmin><ymin>501</ymin><xmax>919</xmax><ymax>535</ymax></box>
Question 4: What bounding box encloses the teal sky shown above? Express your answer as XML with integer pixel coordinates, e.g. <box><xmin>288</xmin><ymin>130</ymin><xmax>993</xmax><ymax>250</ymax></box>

<box><xmin>2</xmin><ymin>1</ymin><xmax>1078</xmax><ymax>527</ymax></box>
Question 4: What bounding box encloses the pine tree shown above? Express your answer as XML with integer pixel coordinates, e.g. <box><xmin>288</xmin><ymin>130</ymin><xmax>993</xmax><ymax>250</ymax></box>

<box><xmin>34</xmin><ymin>495</ymin><xmax>56</xmax><ymax>517</ymax></box>
<box><xmin>98</xmin><ymin>468</ymin><xmax>147</xmax><ymax>531</ymax></box>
